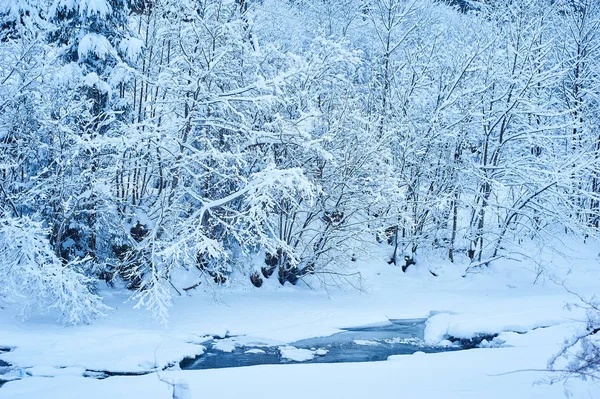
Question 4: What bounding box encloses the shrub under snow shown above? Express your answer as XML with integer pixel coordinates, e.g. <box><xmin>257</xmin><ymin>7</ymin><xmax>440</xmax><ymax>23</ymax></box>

<box><xmin>0</xmin><ymin>216</ymin><xmax>109</xmax><ymax>325</ymax></box>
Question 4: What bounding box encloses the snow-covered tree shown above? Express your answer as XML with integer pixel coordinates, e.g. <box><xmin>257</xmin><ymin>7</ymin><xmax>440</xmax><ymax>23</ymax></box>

<box><xmin>0</xmin><ymin>215</ymin><xmax>108</xmax><ymax>324</ymax></box>
<box><xmin>1</xmin><ymin>0</ymin><xmax>600</xmax><ymax>322</ymax></box>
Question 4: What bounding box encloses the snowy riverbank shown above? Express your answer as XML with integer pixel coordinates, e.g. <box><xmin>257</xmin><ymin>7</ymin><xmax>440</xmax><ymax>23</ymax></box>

<box><xmin>1</xmin><ymin>239</ymin><xmax>599</xmax><ymax>398</ymax></box>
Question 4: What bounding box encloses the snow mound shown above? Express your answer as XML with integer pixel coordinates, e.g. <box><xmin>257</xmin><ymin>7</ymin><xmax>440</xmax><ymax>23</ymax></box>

<box><xmin>212</xmin><ymin>340</ymin><xmax>237</xmax><ymax>353</ymax></box>
<box><xmin>278</xmin><ymin>346</ymin><xmax>315</xmax><ymax>362</ymax></box>
<box><xmin>212</xmin><ymin>336</ymin><xmax>280</xmax><ymax>353</ymax></box>
<box><xmin>0</xmin><ymin>329</ymin><xmax>206</xmax><ymax>373</ymax></box>
<box><xmin>424</xmin><ymin>311</ymin><xmax>568</xmax><ymax>345</ymax></box>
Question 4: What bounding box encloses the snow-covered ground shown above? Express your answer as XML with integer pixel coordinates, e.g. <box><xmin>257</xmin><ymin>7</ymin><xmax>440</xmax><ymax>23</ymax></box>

<box><xmin>1</xmin><ymin>238</ymin><xmax>600</xmax><ymax>398</ymax></box>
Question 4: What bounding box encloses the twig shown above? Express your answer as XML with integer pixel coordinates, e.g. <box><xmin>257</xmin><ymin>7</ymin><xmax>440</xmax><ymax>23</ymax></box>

<box><xmin>182</xmin><ymin>281</ymin><xmax>201</xmax><ymax>291</ymax></box>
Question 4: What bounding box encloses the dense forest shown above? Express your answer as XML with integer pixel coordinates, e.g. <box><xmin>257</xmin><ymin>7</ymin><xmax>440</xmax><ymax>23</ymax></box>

<box><xmin>0</xmin><ymin>0</ymin><xmax>599</xmax><ymax>324</ymax></box>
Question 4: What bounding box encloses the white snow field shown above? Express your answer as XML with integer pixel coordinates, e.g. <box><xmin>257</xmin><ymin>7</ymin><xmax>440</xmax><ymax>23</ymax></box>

<box><xmin>1</xmin><ymin>238</ymin><xmax>600</xmax><ymax>398</ymax></box>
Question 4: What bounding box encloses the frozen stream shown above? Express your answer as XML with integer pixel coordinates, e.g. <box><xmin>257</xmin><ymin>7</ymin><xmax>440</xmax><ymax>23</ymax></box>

<box><xmin>180</xmin><ymin>318</ymin><xmax>464</xmax><ymax>370</ymax></box>
<box><xmin>0</xmin><ymin>319</ymin><xmax>475</xmax><ymax>386</ymax></box>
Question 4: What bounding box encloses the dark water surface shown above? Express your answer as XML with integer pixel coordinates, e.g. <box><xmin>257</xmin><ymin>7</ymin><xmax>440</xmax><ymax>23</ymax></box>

<box><xmin>0</xmin><ymin>348</ymin><xmax>13</xmax><ymax>387</ymax></box>
<box><xmin>180</xmin><ymin>318</ymin><xmax>463</xmax><ymax>370</ymax></box>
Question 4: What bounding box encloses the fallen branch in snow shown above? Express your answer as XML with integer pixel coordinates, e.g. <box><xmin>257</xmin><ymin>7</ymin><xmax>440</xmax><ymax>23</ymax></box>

<box><xmin>315</xmin><ymin>270</ymin><xmax>365</xmax><ymax>292</ymax></box>
<box><xmin>182</xmin><ymin>281</ymin><xmax>202</xmax><ymax>292</ymax></box>
<box><xmin>462</xmin><ymin>256</ymin><xmax>504</xmax><ymax>276</ymax></box>
<box><xmin>488</xmin><ymin>367</ymin><xmax>599</xmax><ymax>380</ymax></box>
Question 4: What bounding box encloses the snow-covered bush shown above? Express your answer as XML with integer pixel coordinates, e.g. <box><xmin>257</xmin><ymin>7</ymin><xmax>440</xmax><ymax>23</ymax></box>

<box><xmin>548</xmin><ymin>296</ymin><xmax>600</xmax><ymax>384</ymax></box>
<box><xmin>0</xmin><ymin>216</ymin><xmax>109</xmax><ymax>325</ymax></box>
<box><xmin>128</xmin><ymin>164</ymin><xmax>316</xmax><ymax>323</ymax></box>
